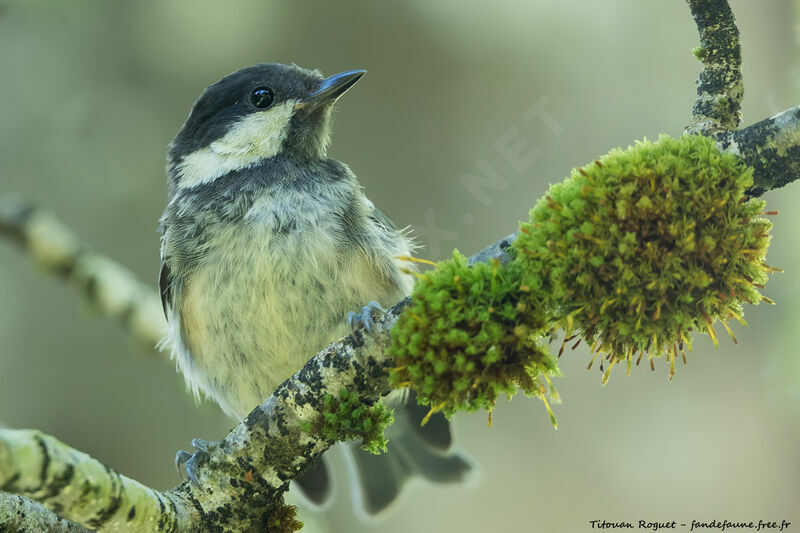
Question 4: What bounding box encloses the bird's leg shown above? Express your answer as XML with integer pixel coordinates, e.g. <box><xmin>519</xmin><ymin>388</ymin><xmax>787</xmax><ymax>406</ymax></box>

<box><xmin>175</xmin><ymin>438</ymin><xmax>216</xmax><ymax>486</ymax></box>
<box><xmin>347</xmin><ymin>300</ymin><xmax>385</xmax><ymax>341</ymax></box>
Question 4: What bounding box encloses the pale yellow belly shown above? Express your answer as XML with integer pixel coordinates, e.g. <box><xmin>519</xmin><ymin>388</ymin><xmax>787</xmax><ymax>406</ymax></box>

<box><xmin>175</xmin><ymin>224</ymin><xmax>409</xmax><ymax>419</ymax></box>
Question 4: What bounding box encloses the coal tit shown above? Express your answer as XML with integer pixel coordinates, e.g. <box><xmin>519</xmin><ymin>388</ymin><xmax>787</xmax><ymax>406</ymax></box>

<box><xmin>159</xmin><ymin>63</ymin><xmax>473</xmax><ymax>515</ymax></box>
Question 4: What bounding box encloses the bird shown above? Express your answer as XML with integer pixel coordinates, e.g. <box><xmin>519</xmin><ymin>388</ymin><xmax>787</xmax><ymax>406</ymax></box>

<box><xmin>158</xmin><ymin>62</ymin><xmax>473</xmax><ymax>516</ymax></box>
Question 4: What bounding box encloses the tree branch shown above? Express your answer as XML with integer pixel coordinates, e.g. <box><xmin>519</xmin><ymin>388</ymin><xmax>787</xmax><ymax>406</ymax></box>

<box><xmin>683</xmin><ymin>0</ymin><xmax>800</xmax><ymax>194</ymax></box>
<box><xmin>0</xmin><ymin>491</ymin><xmax>92</xmax><ymax>533</ymax></box>
<box><xmin>685</xmin><ymin>0</ymin><xmax>743</xmax><ymax>135</ymax></box>
<box><xmin>0</xmin><ymin>197</ymin><xmax>166</xmax><ymax>349</ymax></box>
<box><xmin>0</xmin><ymin>428</ymin><xmax>188</xmax><ymax>532</ymax></box>
<box><xmin>717</xmin><ymin>105</ymin><xmax>800</xmax><ymax>196</ymax></box>
<box><xmin>0</xmin><ymin>233</ymin><xmax>515</xmax><ymax>532</ymax></box>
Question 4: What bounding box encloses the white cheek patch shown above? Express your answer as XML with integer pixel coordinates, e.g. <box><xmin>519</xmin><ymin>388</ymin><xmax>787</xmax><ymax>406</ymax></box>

<box><xmin>176</xmin><ymin>100</ymin><xmax>296</xmax><ymax>190</ymax></box>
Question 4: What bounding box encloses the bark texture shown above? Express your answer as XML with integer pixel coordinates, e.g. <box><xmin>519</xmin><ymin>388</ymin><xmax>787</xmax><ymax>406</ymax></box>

<box><xmin>685</xmin><ymin>0</ymin><xmax>743</xmax><ymax>135</ymax></box>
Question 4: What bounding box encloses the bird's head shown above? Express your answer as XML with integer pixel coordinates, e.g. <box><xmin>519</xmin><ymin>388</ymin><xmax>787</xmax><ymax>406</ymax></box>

<box><xmin>167</xmin><ymin>63</ymin><xmax>365</xmax><ymax>190</ymax></box>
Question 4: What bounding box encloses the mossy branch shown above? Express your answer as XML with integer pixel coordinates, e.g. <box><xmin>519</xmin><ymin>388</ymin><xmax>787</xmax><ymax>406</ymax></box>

<box><xmin>514</xmin><ymin>135</ymin><xmax>773</xmax><ymax>383</ymax></box>
<box><xmin>0</xmin><ymin>144</ymin><xmax>778</xmax><ymax>528</ymax></box>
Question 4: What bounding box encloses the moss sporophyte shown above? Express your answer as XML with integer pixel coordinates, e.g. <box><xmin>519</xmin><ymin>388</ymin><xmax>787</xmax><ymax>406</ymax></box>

<box><xmin>389</xmin><ymin>251</ymin><xmax>561</xmax><ymax>428</ymax></box>
<box><xmin>388</xmin><ymin>134</ymin><xmax>777</xmax><ymax>425</ymax></box>
<box><xmin>514</xmin><ymin>134</ymin><xmax>778</xmax><ymax>383</ymax></box>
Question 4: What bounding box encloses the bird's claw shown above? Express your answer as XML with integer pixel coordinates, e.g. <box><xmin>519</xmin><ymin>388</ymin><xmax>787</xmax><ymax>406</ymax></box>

<box><xmin>347</xmin><ymin>300</ymin><xmax>385</xmax><ymax>340</ymax></box>
<box><xmin>175</xmin><ymin>438</ymin><xmax>215</xmax><ymax>486</ymax></box>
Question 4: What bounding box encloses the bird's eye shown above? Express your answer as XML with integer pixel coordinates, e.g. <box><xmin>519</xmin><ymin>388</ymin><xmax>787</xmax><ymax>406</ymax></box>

<box><xmin>250</xmin><ymin>86</ymin><xmax>275</xmax><ymax>108</ymax></box>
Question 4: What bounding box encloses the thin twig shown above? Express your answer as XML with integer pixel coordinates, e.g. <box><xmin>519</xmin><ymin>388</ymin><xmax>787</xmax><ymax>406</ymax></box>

<box><xmin>685</xmin><ymin>0</ymin><xmax>743</xmax><ymax>135</ymax></box>
<box><xmin>0</xmin><ymin>198</ymin><xmax>166</xmax><ymax>349</ymax></box>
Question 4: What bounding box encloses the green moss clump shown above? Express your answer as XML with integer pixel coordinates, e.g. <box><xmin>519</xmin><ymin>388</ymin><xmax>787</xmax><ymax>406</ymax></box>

<box><xmin>692</xmin><ymin>46</ymin><xmax>707</xmax><ymax>61</ymax></box>
<box><xmin>514</xmin><ymin>134</ymin><xmax>776</xmax><ymax>381</ymax></box>
<box><xmin>388</xmin><ymin>250</ymin><xmax>560</xmax><ymax>425</ymax></box>
<box><xmin>264</xmin><ymin>496</ymin><xmax>303</xmax><ymax>533</ymax></box>
<box><xmin>316</xmin><ymin>389</ymin><xmax>394</xmax><ymax>455</ymax></box>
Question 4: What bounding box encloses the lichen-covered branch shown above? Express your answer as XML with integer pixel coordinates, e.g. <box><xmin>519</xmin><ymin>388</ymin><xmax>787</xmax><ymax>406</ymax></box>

<box><xmin>683</xmin><ymin>0</ymin><xmax>800</xmax><ymax>193</ymax></box>
<box><xmin>717</xmin><ymin>105</ymin><xmax>800</xmax><ymax>196</ymax></box>
<box><xmin>0</xmin><ymin>491</ymin><xmax>92</xmax><ymax>533</ymax></box>
<box><xmin>163</xmin><ymin>235</ymin><xmax>516</xmax><ymax>530</ymax></box>
<box><xmin>0</xmin><ymin>428</ymin><xmax>189</xmax><ymax>532</ymax></box>
<box><xmin>0</xmin><ymin>234</ymin><xmax>513</xmax><ymax>532</ymax></box>
<box><xmin>0</xmin><ymin>197</ymin><xmax>166</xmax><ymax>348</ymax></box>
<box><xmin>170</xmin><ymin>313</ymin><xmax>402</xmax><ymax>531</ymax></box>
<box><xmin>0</xmin><ymin>317</ymin><xmax>389</xmax><ymax>533</ymax></box>
<box><xmin>685</xmin><ymin>0</ymin><xmax>743</xmax><ymax>135</ymax></box>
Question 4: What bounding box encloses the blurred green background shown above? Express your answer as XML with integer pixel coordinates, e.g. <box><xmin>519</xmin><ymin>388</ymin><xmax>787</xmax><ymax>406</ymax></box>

<box><xmin>1</xmin><ymin>1</ymin><xmax>799</xmax><ymax>531</ymax></box>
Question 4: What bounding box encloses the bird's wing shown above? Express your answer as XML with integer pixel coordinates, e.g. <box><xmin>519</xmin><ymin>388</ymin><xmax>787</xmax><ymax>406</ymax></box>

<box><xmin>158</xmin><ymin>260</ymin><xmax>173</xmax><ymax>319</ymax></box>
<box><xmin>370</xmin><ymin>205</ymin><xmax>399</xmax><ymax>232</ymax></box>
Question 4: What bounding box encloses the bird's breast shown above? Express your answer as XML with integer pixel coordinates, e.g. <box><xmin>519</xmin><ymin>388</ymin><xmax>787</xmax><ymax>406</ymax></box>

<box><xmin>174</xmin><ymin>187</ymin><xmax>408</xmax><ymax>417</ymax></box>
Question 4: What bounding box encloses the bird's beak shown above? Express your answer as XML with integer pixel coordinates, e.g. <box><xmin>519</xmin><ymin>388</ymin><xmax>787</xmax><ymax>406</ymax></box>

<box><xmin>296</xmin><ymin>69</ymin><xmax>366</xmax><ymax>111</ymax></box>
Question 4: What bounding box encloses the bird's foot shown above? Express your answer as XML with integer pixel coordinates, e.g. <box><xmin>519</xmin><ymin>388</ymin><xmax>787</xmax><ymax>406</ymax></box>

<box><xmin>347</xmin><ymin>300</ymin><xmax>385</xmax><ymax>341</ymax></box>
<box><xmin>175</xmin><ymin>438</ymin><xmax>216</xmax><ymax>486</ymax></box>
